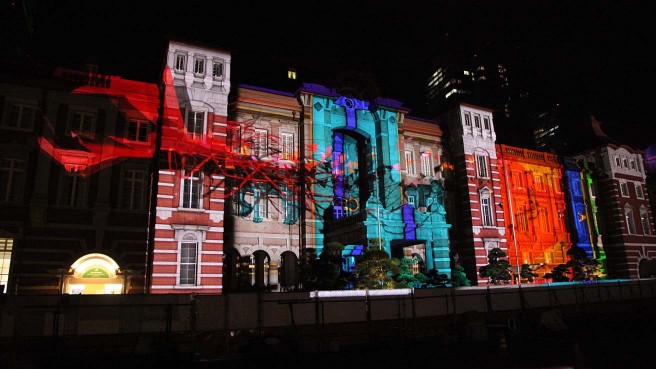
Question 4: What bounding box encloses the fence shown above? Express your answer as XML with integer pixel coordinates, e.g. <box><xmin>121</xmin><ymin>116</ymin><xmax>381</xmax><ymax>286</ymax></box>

<box><xmin>1</xmin><ymin>279</ymin><xmax>655</xmax><ymax>361</ymax></box>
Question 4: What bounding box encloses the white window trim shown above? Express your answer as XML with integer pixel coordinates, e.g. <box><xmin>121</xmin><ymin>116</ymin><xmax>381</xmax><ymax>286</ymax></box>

<box><xmin>640</xmin><ymin>206</ymin><xmax>651</xmax><ymax>235</ymax></box>
<box><xmin>174</xmin><ymin>52</ymin><xmax>187</xmax><ymax>72</ymax></box>
<box><xmin>475</xmin><ymin>153</ymin><xmax>489</xmax><ymax>179</ymax></box>
<box><xmin>619</xmin><ymin>180</ymin><xmax>629</xmax><ymax>198</ymax></box>
<box><xmin>280</xmin><ymin>132</ymin><xmax>294</xmax><ymax>160</ymax></box>
<box><xmin>405</xmin><ymin>150</ymin><xmax>416</xmax><ymax>176</ymax></box>
<box><xmin>480</xmin><ymin>188</ymin><xmax>494</xmax><ymax>227</ymax></box>
<box><xmin>625</xmin><ymin>205</ymin><xmax>637</xmax><ymax>235</ymax></box>
<box><xmin>177</xmin><ymin>232</ymin><xmax>202</xmax><ymax>286</ymax></box>
<box><xmin>635</xmin><ymin>183</ymin><xmax>644</xmax><ymax>199</ymax></box>
<box><xmin>212</xmin><ymin>59</ymin><xmax>225</xmax><ymax>80</ymax></box>
<box><xmin>194</xmin><ymin>56</ymin><xmax>206</xmax><ymax>75</ymax></box>
<box><xmin>180</xmin><ymin>168</ymin><xmax>203</xmax><ymax>210</ymax></box>
<box><xmin>420</xmin><ymin>151</ymin><xmax>433</xmax><ymax>177</ymax></box>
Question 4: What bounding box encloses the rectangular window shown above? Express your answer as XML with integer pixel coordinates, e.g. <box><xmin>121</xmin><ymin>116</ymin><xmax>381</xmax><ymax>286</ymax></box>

<box><xmin>464</xmin><ymin>112</ymin><xmax>471</xmax><ymax>126</ymax></box>
<box><xmin>517</xmin><ymin>206</ymin><xmax>528</xmax><ymax>232</ymax></box>
<box><xmin>280</xmin><ymin>133</ymin><xmax>294</xmax><ymax>160</ymax></box>
<box><xmin>71</xmin><ymin>111</ymin><xmax>95</xmax><ymax>135</ymax></box>
<box><xmin>420</xmin><ymin>152</ymin><xmax>433</xmax><ymax>176</ymax></box>
<box><xmin>630</xmin><ymin>160</ymin><xmax>637</xmax><ymax>170</ymax></box>
<box><xmin>474</xmin><ymin>115</ymin><xmax>481</xmax><ymax>128</ymax></box>
<box><xmin>2</xmin><ymin>103</ymin><xmax>35</xmax><ymax>131</ymax></box>
<box><xmin>535</xmin><ymin>175</ymin><xmax>545</xmax><ymax>191</ymax></box>
<box><xmin>282</xmin><ymin>189</ymin><xmax>295</xmax><ymax>222</ymax></box>
<box><xmin>253</xmin><ymin>187</ymin><xmax>268</xmax><ymax>219</ymax></box>
<box><xmin>483</xmin><ymin>117</ymin><xmax>490</xmax><ymax>130</ymax></box>
<box><xmin>620</xmin><ymin>181</ymin><xmax>629</xmax><ymax>197</ymax></box>
<box><xmin>635</xmin><ymin>184</ymin><xmax>644</xmax><ymax>199</ymax></box>
<box><xmin>512</xmin><ymin>172</ymin><xmax>522</xmax><ymax>188</ymax></box>
<box><xmin>641</xmin><ymin>209</ymin><xmax>651</xmax><ymax>235</ymax></box>
<box><xmin>476</xmin><ymin>155</ymin><xmax>489</xmax><ymax>178</ymax></box>
<box><xmin>538</xmin><ymin>208</ymin><xmax>550</xmax><ymax>232</ymax></box>
<box><xmin>194</xmin><ymin>58</ymin><xmax>205</xmax><ymax>74</ymax></box>
<box><xmin>626</xmin><ymin>209</ymin><xmax>637</xmax><ymax>234</ymax></box>
<box><xmin>181</xmin><ymin>168</ymin><xmax>202</xmax><ymax>209</ymax></box>
<box><xmin>185</xmin><ymin>110</ymin><xmax>205</xmax><ymax>139</ymax></box>
<box><xmin>253</xmin><ymin>129</ymin><xmax>268</xmax><ymax>157</ymax></box>
<box><xmin>0</xmin><ymin>158</ymin><xmax>26</xmax><ymax>203</ymax></box>
<box><xmin>623</xmin><ymin>157</ymin><xmax>628</xmax><ymax>168</ymax></box>
<box><xmin>522</xmin><ymin>251</ymin><xmax>532</xmax><ymax>265</ymax></box>
<box><xmin>615</xmin><ymin>156</ymin><xmax>621</xmax><ymax>167</ymax></box>
<box><xmin>0</xmin><ymin>238</ymin><xmax>12</xmax><ymax>293</ymax></box>
<box><xmin>481</xmin><ymin>194</ymin><xmax>494</xmax><ymax>226</ymax></box>
<box><xmin>122</xmin><ymin>169</ymin><xmax>146</xmax><ymax>211</ymax></box>
<box><xmin>407</xmin><ymin>194</ymin><xmax>416</xmax><ymax>208</ymax></box>
<box><xmin>179</xmin><ymin>242</ymin><xmax>198</xmax><ymax>285</ymax></box>
<box><xmin>127</xmin><ymin>120</ymin><xmax>149</xmax><ymax>142</ymax></box>
<box><xmin>175</xmin><ymin>54</ymin><xmax>186</xmax><ymax>71</ymax></box>
<box><xmin>405</xmin><ymin>150</ymin><xmax>416</xmax><ymax>175</ymax></box>
<box><xmin>212</xmin><ymin>61</ymin><xmax>223</xmax><ymax>78</ymax></box>
<box><xmin>59</xmin><ymin>169</ymin><xmax>87</xmax><ymax>207</ymax></box>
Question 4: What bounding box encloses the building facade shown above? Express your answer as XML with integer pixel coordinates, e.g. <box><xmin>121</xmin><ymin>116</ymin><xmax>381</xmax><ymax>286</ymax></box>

<box><xmin>497</xmin><ymin>144</ymin><xmax>571</xmax><ymax>278</ymax></box>
<box><xmin>0</xmin><ymin>63</ymin><xmax>159</xmax><ymax>294</ymax></box>
<box><xmin>442</xmin><ymin>103</ymin><xmax>507</xmax><ymax>284</ymax></box>
<box><xmin>149</xmin><ymin>41</ymin><xmax>231</xmax><ymax>293</ymax></box>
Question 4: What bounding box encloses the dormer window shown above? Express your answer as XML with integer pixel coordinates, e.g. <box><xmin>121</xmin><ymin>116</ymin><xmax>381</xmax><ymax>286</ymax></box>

<box><xmin>70</xmin><ymin>111</ymin><xmax>95</xmax><ymax>136</ymax></box>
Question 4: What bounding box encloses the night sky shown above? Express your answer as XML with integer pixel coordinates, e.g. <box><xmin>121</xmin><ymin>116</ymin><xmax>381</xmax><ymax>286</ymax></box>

<box><xmin>18</xmin><ymin>0</ymin><xmax>656</xmax><ymax>149</ymax></box>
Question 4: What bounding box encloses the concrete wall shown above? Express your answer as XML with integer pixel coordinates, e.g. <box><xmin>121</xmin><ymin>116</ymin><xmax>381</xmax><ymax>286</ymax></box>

<box><xmin>1</xmin><ymin>279</ymin><xmax>654</xmax><ymax>338</ymax></box>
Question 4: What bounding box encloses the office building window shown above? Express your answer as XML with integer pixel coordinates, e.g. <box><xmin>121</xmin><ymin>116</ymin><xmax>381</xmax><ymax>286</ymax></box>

<box><xmin>181</xmin><ymin>167</ymin><xmax>203</xmax><ymax>209</ymax></box>
<box><xmin>121</xmin><ymin>169</ymin><xmax>146</xmax><ymax>211</ymax></box>
<box><xmin>635</xmin><ymin>183</ymin><xmax>644</xmax><ymax>199</ymax></box>
<box><xmin>0</xmin><ymin>158</ymin><xmax>26</xmax><ymax>203</ymax></box>
<box><xmin>194</xmin><ymin>58</ymin><xmax>205</xmax><ymax>74</ymax></box>
<box><xmin>0</xmin><ymin>238</ymin><xmax>12</xmax><ymax>293</ymax></box>
<box><xmin>59</xmin><ymin>168</ymin><xmax>87</xmax><ymax>207</ymax></box>
<box><xmin>620</xmin><ymin>181</ymin><xmax>629</xmax><ymax>197</ymax></box>
<box><xmin>179</xmin><ymin>235</ymin><xmax>198</xmax><ymax>285</ymax></box>
<box><xmin>185</xmin><ymin>110</ymin><xmax>205</xmax><ymax>139</ymax></box>
<box><xmin>640</xmin><ymin>207</ymin><xmax>651</xmax><ymax>235</ymax></box>
<box><xmin>127</xmin><ymin>120</ymin><xmax>149</xmax><ymax>142</ymax></box>
<box><xmin>476</xmin><ymin>154</ymin><xmax>489</xmax><ymax>178</ymax></box>
<box><xmin>175</xmin><ymin>54</ymin><xmax>186</xmax><ymax>71</ymax></box>
<box><xmin>405</xmin><ymin>150</ymin><xmax>416</xmax><ymax>175</ymax></box>
<box><xmin>420</xmin><ymin>152</ymin><xmax>433</xmax><ymax>176</ymax></box>
<box><xmin>280</xmin><ymin>133</ymin><xmax>294</xmax><ymax>160</ymax></box>
<box><xmin>2</xmin><ymin>103</ymin><xmax>35</xmax><ymax>131</ymax></box>
<box><xmin>625</xmin><ymin>206</ymin><xmax>637</xmax><ymax>234</ymax></box>
<box><xmin>480</xmin><ymin>189</ymin><xmax>494</xmax><ymax>226</ymax></box>
<box><xmin>71</xmin><ymin>111</ymin><xmax>95</xmax><ymax>135</ymax></box>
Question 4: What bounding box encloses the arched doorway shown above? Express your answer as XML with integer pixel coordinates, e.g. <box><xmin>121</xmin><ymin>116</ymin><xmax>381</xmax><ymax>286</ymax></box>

<box><xmin>223</xmin><ymin>248</ymin><xmax>241</xmax><ymax>292</ymax></box>
<box><xmin>63</xmin><ymin>253</ymin><xmax>124</xmax><ymax>294</ymax></box>
<box><xmin>252</xmin><ymin>250</ymin><xmax>271</xmax><ymax>289</ymax></box>
<box><xmin>279</xmin><ymin>251</ymin><xmax>298</xmax><ymax>291</ymax></box>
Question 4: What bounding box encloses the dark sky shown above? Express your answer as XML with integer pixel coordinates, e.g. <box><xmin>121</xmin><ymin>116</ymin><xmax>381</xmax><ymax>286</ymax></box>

<box><xmin>21</xmin><ymin>0</ymin><xmax>656</xmax><ymax>148</ymax></box>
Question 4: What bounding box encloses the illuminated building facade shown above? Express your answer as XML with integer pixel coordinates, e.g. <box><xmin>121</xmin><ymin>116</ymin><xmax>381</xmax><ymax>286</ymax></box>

<box><xmin>570</xmin><ymin>144</ymin><xmax>655</xmax><ymax>278</ymax></box>
<box><xmin>149</xmin><ymin>41</ymin><xmax>231</xmax><ymax>293</ymax></box>
<box><xmin>0</xmin><ymin>63</ymin><xmax>159</xmax><ymax>294</ymax></box>
<box><xmin>497</xmin><ymin>144</ymin><xmax>571</xmax><ymax>278</ymax></box>
<box><xmin>442</xmin><ymin>103</ymin><xmax>507</xmax><ymax>285</ymax></box>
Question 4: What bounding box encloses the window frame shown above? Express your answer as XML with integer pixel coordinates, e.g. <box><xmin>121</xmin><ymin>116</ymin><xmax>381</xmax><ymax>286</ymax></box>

<box><xmin>184</xmin><ymin>109</ymin><xmax>206</xmax><ymax>140</ymax></box>
<box><xmin>120</xmin><ymin>167</ymin><xmax>147</xmax><ymax>211</ymax></box>
<box><xmin>640</xmin><ymin>207</ymin><xmax>651</xmax><ymax>235</ymax></box>
<box><xmin>127</xmin><ymin>119</ymin><xmax>150</xmax><ymax>143</ymax></box>
<box><xmin>420</xmin><ymin>152</ymin><xmax>433</xmax><ymax>177</ymax></box>
<box><xmin>0</xmin><ymin>238</ymin><xmax>12</xmax><ymax>294</ymax></box>
<box><xmin>625</xmin><ymin>206</ymin><xmax>637</xmax><ymax>234</ymax></box>
<box><xmin>280</xmin><ymin>132</ymin><xmax>294</xmax><ymax>160</ymax></box>
<box><xmin>635</xmin><ymin>183</ymin><xmax>644</xmax><ymax>199</ymax></box>
<box><xmin>480</xmin><ymin>189</ymin><xmax>494</xmax><ymax>227</ymax></box>
<box><xmin>253</xmin><ymin>129</ymin><xmax>269</xmax><ymax>158</ymax></box>
<box><xmin>464</xmin><ymin>112</ymin><xmax>472</xmax><ymax>127</ymax></box>
<box><xmin>174</xmin><ymin>53</ymin><xmax>187</xmax><ymax>72</ymax></box>
<box><xmin>619</xmin><ymin>181</ymin><xmax>629</xmax><ymax>198</ymax></box>
<box><xmin>58</xmin><ymin>167</ymin><xmax>88</xmax><ymax>207</ymax></box>
<box><xmin>404</xmin><ymin>150</ymin><xmax>416</xmax><ymax>176</ymax></box>
<box><xmin>178</xmin><ymin>235</ymin><xmax>199</xmax><ymax>286</ymax></box>
<box><xmin>475</xmin><ymin>154</ymin><xmax>489</xmax><ymax>179</ymax></box>
<box><xmin>194</xmin><ymin>57</ymin><xmax>205</xmax><ymax>75</ymax></box>
<box><xmin>0</xmin><ymin>157</ymin><xmax>27</xmax><ymax>204</ymax></box>
<box><xmin>180</xmin><ymin>167</ymin><xmax>203</xmax><ymax>209</ymax></box>
<box><xmin>212</xmin><ymin>59</ymin><xmax>224</xmax><ymax>80</ymax></box>
<box><xmin>2</xmin><ymin>102</ymin><xmax>36</xmax><ymax>131</ymax></box>
<box><xmin>70</xmin><ymin>110</ymin><xmax>96</xmax><ymax>136</ymax></box>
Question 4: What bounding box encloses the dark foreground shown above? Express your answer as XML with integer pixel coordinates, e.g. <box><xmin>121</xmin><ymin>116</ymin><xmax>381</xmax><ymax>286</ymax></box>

<box><xmin>3</xmin><ymin>298</ymin><xmax>656</xmax><ymax>369</ymax></box>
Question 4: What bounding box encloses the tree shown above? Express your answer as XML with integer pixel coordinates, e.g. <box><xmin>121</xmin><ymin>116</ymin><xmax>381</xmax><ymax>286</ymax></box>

<box><xmin>450</xmin><ymin>265</ymin><xmax>471</xmax><ymax>287</ymax></box>
<box><xmin>394</xmin><ymin>258</ymin><xmax>428</xmax><ymax>288</ymax></box>
<box><xmin>355</xmin><ymin>249</ymin><xmax>400</xmax><ymax>289</ymax></box>
<box><xmin>520</xmin><ymin>264</ymin><xmax>539</xmax><ymax>283</ymax></box>
<box><xmin>301</xmin><ymin>242</ymin><xmax>351</xmax><ymax>290</ymax></box>
<box><xmin>566</xmin><ymin>246</ymin><xmax>605</xmax><ymax>281</ymax></box>
<box><xmin>479</xmin><ymin>248</ymin><xmax>512</xmax><ymax>285</ymax></box>
<box><xmin>424</xmin><ymin>269</ymin><xmax>450</xmax><ymax>288</ymax></box>
<box><xmin>544</xmin><ymin>264</ymin><xmax>571</xmax><ymax>282</ymax></box>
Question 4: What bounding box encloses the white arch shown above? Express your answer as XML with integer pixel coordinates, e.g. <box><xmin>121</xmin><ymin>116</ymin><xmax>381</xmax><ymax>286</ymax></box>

<box><xmin>70</xmin><ymin>253</ymin><xmax>121</xmax><ymax>279</ymax></box>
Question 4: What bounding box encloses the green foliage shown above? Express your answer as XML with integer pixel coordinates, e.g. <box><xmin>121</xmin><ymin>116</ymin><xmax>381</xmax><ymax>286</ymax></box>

<box><xmin>520</xmin><ymin>264</ymin><xmax>539</xmax><ymax>283</ymax></box>
<box><xmin>300</xmin><ymin>243</ymin><xmax>351</xmax><ymax>290</ymax></box>
<box><xmin>450</xmin><ymin>265</ymin><xmax>471</xmax><ymax>287</ymax></box>
<box><xmin>394</xmin><ymin>258</ymin><xmax>427</xmax><ymax>288</ymax></box>
<box><xmin>566</xmin><ymin>246</ymin><xmax>606</xmax><ymax>281</ymax></box>
<box><xmin>544</xmin><ymin>264</ymin><xmax>571</xmax><ymax>282</ymax></box>
<box><xmin>424</xmin><ymin>269</ymin><xmax>450</xmax><ymax>288</ymax></box>
<box><xmin>479</xmin><ymin>247</ymin><xmax>512</xmax><ymax>285</ymax></box>
<box><xmin>355</xmin><ymin>249</ymin><xmax>400</xmax><ymax>289</ymax></box>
